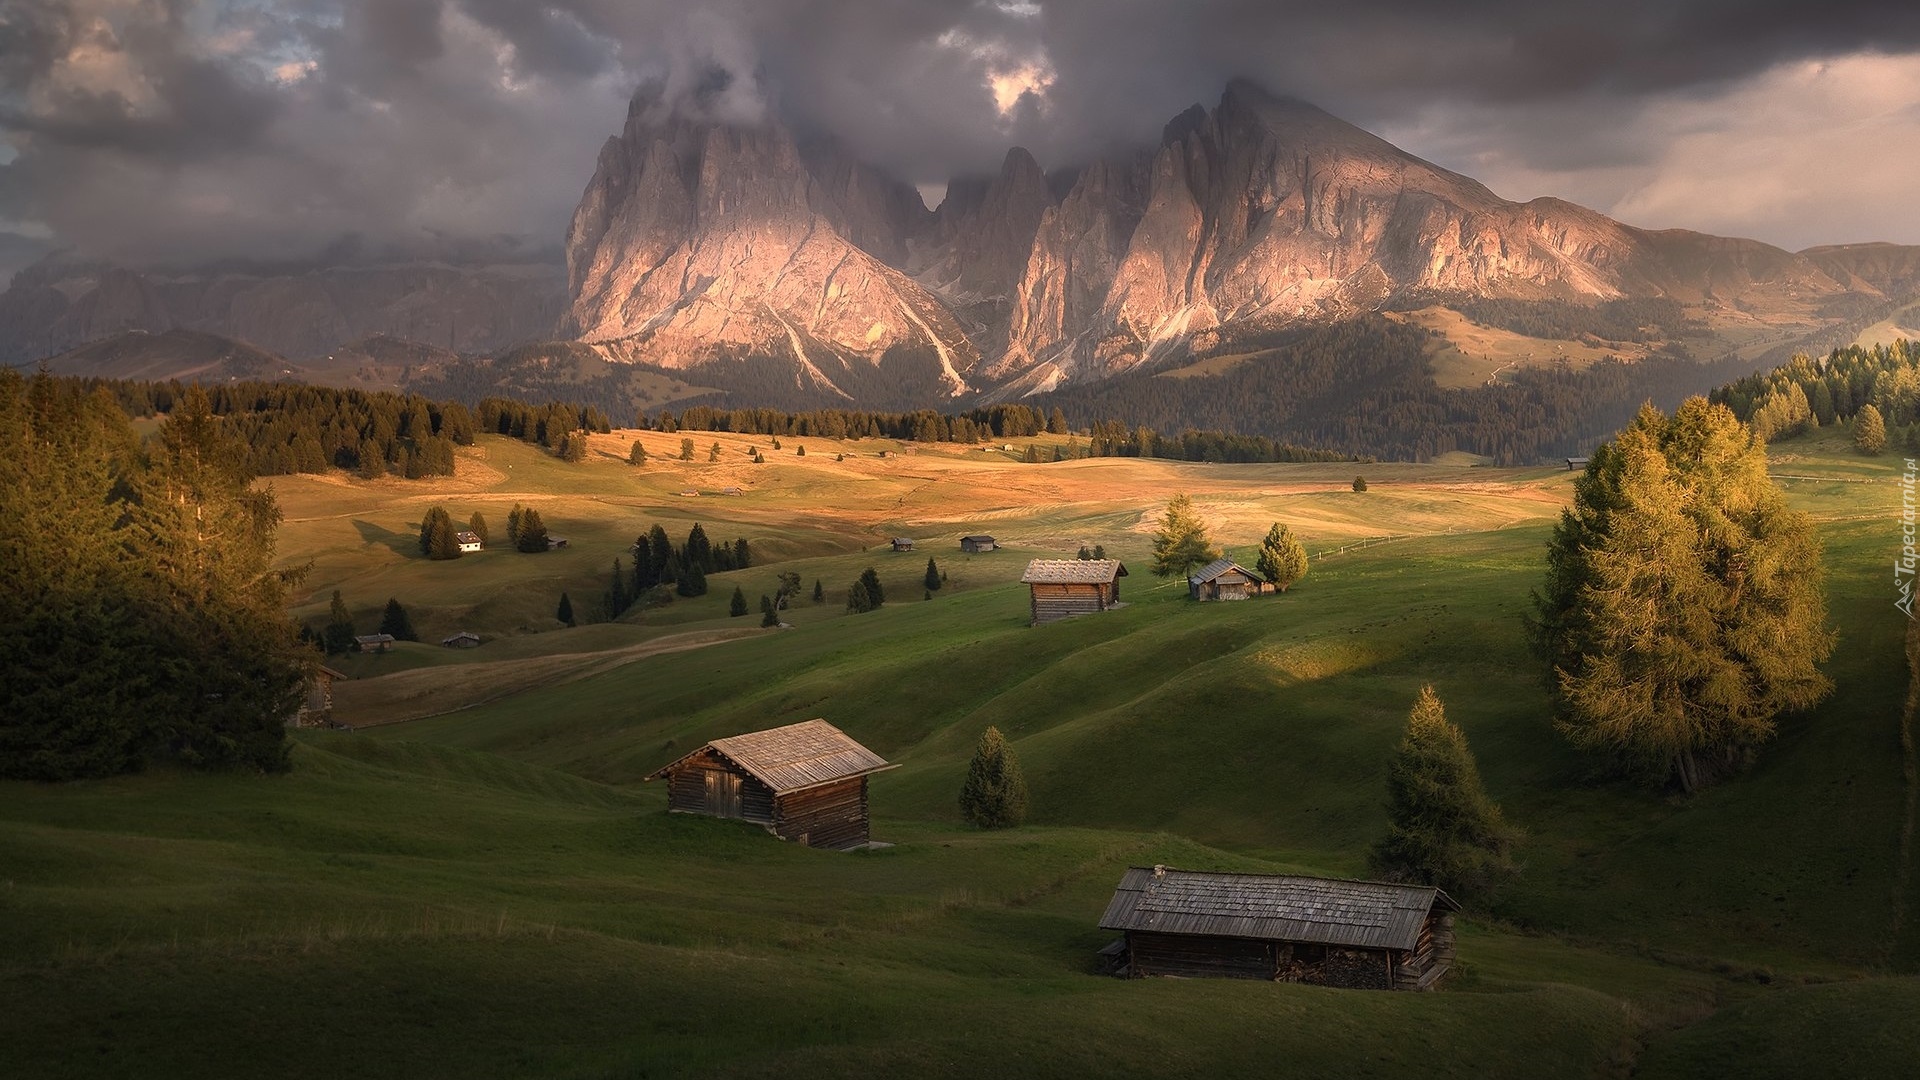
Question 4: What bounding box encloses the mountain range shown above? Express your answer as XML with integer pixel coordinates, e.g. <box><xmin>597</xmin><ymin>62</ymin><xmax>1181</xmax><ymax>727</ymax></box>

<box><xmin>8</xmin><ymin>79</ymin><xmax>1920</xmax><ymax>409</ymax></box>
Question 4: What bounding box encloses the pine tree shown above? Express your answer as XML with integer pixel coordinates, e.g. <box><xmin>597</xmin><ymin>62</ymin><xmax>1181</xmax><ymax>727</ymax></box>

<box><xmin>605</xmin><ymin>558</ymin><xmax>631</xmax><ymax>619</ymax></box>
<box><xmin>1529</xmin><ymin>399</ymin><xmax>1835</xmax><ymax>792</ymax></box>
<box><xmin>680</xmin><ymin>437</ymin><xmax>695</xmax><ymax>461</ymax></box>
<box><xmin>729</xmin><ymin>586</ymin><xmax>749</xmax><ymax>617</ymax></box>
<box><xmin>733</xmin><ymin>538</ymin><xmax>752</xmax><ymax>568</ymax></box>
<box><xmin>813</xmin><ymin>578</ymin><xmax>825</xmax><ymax>603</ymax></box>
<box><xmin>506</xmin><ymin>504</ymin><xmax>524</xmax><ymax>545</ymax></box>
<box><xmin>924</xmin><ymin>557</ymin><xmax>942</xmax><ymax>591</ymax></box>
<box><xmin>709</xmin><ymin>441</ymin><xmax>722</xmax><ymax>462</ymax></box>
<box><xmin>858</xmin><ymin>567</ymin><xmax>885</xmax><ymax>607</ymax></box>
<box><xmin>556</xmin><ymin>592</ymin><xmax>575</xmax><ymax>627</ymax></box>
<box><xmin>1076</xmin><ymin>545</ymin><xmax>1092</xmax><ymax>560</ymax></box>
<box><xmin>1368</xmin><ymin>686</ymin><xmax>1519</xmax><ymax>897</ymax></box>
<box><xmin>558</xmin><ymin>430</ymin><xmax>587</xmax><ymax>462</ymax></box>
<box><xmin>959</xmin><ymin>726</ymin><xmax>1029</xmax><ymax>828</ymax></box>
<box><xmin>1352</xmin><ymin>475</ymin><xmax>1369</xmax><ymax>492</ymax></box>
<box><xmin>676</xmin><ymin>559</ymin><xmax>707</xmax><ymax>597</ymax></box>
<box><xmin>760</xmin><ymin>594</ymin><xmax>779</xmax><ymax>627</ymax></box>
<box><xmin>1150</xmin><ymin>494</ymin><xmax>1220</xmax><ymax>578</ymax></box>
<box><xmin>467</xmin><ymin>511</ymin><xmax>489</xmax><ymax>546</ymax></box>
<box><xmin>515</xmin><ymin>509</ymin><xmax>550</xmax><ymax>552</ymax></box>
<box><xmin>647</xmin><ymin>524</ymin><xmax>673</xmax><ymax>584</ymax></box>
<box><xmin>419</xmin><ymin>506</ymin><xmax>460</xmax><ymax>560</ymax></box>
<box><xmin>358</xmin><ymin>437</ymin><xmax>386</xmax><ymax>479</ymax></box>
<box><xmin>1257</xmin><ymin>522</ymin><xmax>1309</xmax><ymax>593</ymax></box>
<box><xmin>379</xmin><ymin>598</ymin><xmax>417</xmax><ymax>641</ymax></box>
<box><xmin>846</xmin><ymin>580</ymin><xmax>874</xmax><ymax>613</ymax></box>
<box><xmin>1856</xmin><ymin>403</ymin><xmax>1888</xmax><ymax>455</ymax></box>
<box><xmin>325</xmin><ymin>590</ymin><xmax>356</xmax><ymax>655</ymax></box>
<box><xmin>1092</xmin><ymin>544</ymin><xmax>1106</xmax><ymax>559</ymax></box>
<box><xmin>629</xmin><ymin>440</ymin><xmax>648</xmax><ymax>466</ymax></box>
<box><xmin>686</xmin><ymin>523</ymin><xmax>713</xmax><ymax>571</ymax></box>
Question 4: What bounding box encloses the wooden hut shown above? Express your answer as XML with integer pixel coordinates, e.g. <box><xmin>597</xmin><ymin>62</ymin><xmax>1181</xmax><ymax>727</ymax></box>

<box><xmin>891</xmin><ymin>537</ymin><xmax>915</xmax><ymax>552</ymax></box>
<box><xmin>961</xmin><ymin>535</ymin><xmax>998</xmax><ymax>553</ymax></box>
<box><xmin>441</xmin><ymin>631</ymin><xmax>482</xmax><ymax>648</ymax></box>
<box><xmin>1098</xmin><ymin>866</ymin><xmax>1459</xmax><ymax>990</ymax></box>
<box><xmin>1565</xmin><ymin>457</ymin><xmax>1590</xmax><ymax>471</ymax></box>
<box><xmin>1021</xmin><ymin>558</ymin><xmax>1127</xmax><ymax>625</ymax></box>
<box><xmin>644</xmin><ymin>720</ymin><xmax>896</xmax><ymax>850</ymax></box>
<box><xmin>354</xmin><ymin>633</ymin><xmax>394</xmax><ymax>653</ymax></box>
<box><xmin>290</xmin><ymin>665</ymin><xmax>348</xmax><ymax>727</ymax></box>
<box><xmin>1188</xmin><ymin>558</ymin><xmax>1261</xmax><ymax>601</ymax></box>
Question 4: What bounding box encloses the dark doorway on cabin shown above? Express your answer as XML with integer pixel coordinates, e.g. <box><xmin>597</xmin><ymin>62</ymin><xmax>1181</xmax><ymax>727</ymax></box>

<box><xmin>704</xmin><ymin>771</ymin><xmax>743</xmax><ymax>818</ymax></box>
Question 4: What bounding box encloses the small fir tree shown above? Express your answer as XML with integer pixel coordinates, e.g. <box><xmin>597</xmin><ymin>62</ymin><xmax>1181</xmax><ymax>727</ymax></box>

<box><xmin>676</xmin><ymin>559</ymin><xmax>707</xmax><ymax>597</ymax></box>
<box><xmin>760</xmin><ymin>595</ymin><xmax>779</xmax><ymax>627</ymax></box>
<box><xmin>1855</xmin><ymin>403</ymin><xmax>1888</xmax><ymax>455</ymax></box>
<box><xmin>378</xmin><ymin>598</ymin><xmax>417</xmax><ymax>641</ymax></box>
<box><xmin>959</xmin><ymin>726</ymin><xmax>1029</xmax><ymax>828</ymax></box>
<box><xmin>324</xmin><ymin>590</ymin><xmax>357</xmax><ymax>655</ymax></box>
<box><xmin>679</xmin><ymin>437</ymin><xmax>696</xmax><ymax>461</ymax></box>
<box><xmin>924</xmin><ymin>557</ymin><xmax>942</xmax><ymax>591</ymax></box>
<box><xmin>858</xmin><ymin>566</ymin><xmax>885</xmax><ymax>607</ymax></box>
<box><xmin>1256</xmin><ymin>522</ymin><xmax>1309</xmax><ymax>593</ymax></box>
<box><xmin>556</xmin><ymin>592</ymin><xmax>575</xmax><ymax>627</ymax></box>
<box><xmin>846</xmin><ymin>580</ymin><xmax>874</xmax><ymax>613</ymax></box>
<box><xmin>1352</xmin><ymin>475</ymin><xmax>1369</xmax><ymax>492</ymax></box>
<box><xmin>729</xmin><ymin>586</ymin><xmax>749</xmax><ymax>617</ymax></box>
<box><xmin>1369</xmin><ymin>686</ymin><xmax>1519</xmax><ymax>898</ymax></box>
<box><xmin>1149</xmin><ymin>494</ymin><xmax>1220</xmax><ymax>578</ymax></box>
<box><xmin>629</xmin><ymin>439</ymin><xmax>648</xmax><ymax>466</ymax></box>
<box><xmin>506</xmin><ymin>504</ymin><xmax>524</xmax><ymax>545</ymax></box>
<box><xmin>467</xmin><ymin>511</ymin><xmax>489</xmax><ymax>546</ymax></box>
<box><xmin>813</xmin><ymin>578</ymin><xmax>825</xmax><ymax>603</ymax></box>
<box><xmin>515</xmin><ymin>509</ymin><xmax>550</xmax><ymax>552</ymax></box>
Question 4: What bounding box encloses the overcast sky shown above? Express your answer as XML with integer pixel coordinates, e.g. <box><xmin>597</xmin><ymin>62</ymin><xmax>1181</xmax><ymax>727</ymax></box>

<box><xmin>4</xmin><ymin>0</ymin><xmax>1920</xmax><ymax>282</ymax></box>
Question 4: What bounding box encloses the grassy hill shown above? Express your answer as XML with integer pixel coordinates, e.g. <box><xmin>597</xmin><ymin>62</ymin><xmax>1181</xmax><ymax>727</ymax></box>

<box><xmin>2</xmin><ymin>422</ymin><xmax>1912</xmax><ymax>1077</ymax></box>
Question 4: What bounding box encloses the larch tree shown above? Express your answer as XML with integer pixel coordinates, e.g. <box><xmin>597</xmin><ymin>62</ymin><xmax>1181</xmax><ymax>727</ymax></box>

<box><xmin>1149</xmin><ymin>494</ymin><xmax>1220</xmax><ymax>579</ymax></box>
<box><xmin>1256</xmin><ymin>522</ymin><xmax>1309</xmax><ymax>593</ymax></box>
<box><xmin>1855</xmin><ymin>403</ymin><xmax>1888</xmax><ymax>455</ymax></box>
<box><xmin>515</xmin><ymin>509</ymin><xmax>550</xmax><ymax>553</ymax></box>
<box><xmin>959</xmin><ymin>726</ymin><xmax>1029</xmax><ymax>828</ymax></box>
<box><xmin>1368</xmin><ymin>686</ymin><xmax>1518</xmax><ymax>898</ymax></box>
<box><xmin>1528</xmin><ymin>398</ymin><xmax>1835</xmax><ymax>793</ymax></box>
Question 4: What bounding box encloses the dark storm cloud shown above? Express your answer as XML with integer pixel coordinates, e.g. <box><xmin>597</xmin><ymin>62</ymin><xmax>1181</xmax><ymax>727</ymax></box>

<box><xmin>2</xmin><ymin>0</ymin><xmax>1919</xmax><ymax>271</ymax></box>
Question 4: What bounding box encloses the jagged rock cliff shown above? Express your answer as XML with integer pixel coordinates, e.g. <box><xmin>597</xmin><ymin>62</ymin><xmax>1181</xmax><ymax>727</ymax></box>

<box><xmin>562</xmin><ymin>93</ymin><xmax>978</xmax><ymax>398</ymax></box>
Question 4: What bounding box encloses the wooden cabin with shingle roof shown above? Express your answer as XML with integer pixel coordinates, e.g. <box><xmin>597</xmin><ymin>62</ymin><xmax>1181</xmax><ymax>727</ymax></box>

<box><xmin>1188</xmin><ymin>558</ymin><xmax>1261</xmax><ymax>601</ymax></box>
<box><xmin>1021</xmin><ymin>558</ymin><xmax>1127</xmax><ymax>625</ymax></box>
<box><xmin>1098</xmin><ymin>866</ymin><xmax>1459</xmax><ymax>990</ymax></box>
<box><xmin>644</xmin><ymin>720</ymin><xmax>896</xmax><ymax>850</ymax></box>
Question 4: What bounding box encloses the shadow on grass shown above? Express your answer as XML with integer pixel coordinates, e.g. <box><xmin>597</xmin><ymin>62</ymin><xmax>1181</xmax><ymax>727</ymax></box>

<box><xmin>353</xmin><ymin>518</ymin><xmax>418</xmax><ymax>557</ymax></box>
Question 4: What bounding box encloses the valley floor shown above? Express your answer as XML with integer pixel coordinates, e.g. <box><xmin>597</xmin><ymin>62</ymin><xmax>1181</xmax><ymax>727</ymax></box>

<box><xmin>2</xmin><ymin>425</ymin><xmax>1913</xmax><ymax>1078</ymax></box>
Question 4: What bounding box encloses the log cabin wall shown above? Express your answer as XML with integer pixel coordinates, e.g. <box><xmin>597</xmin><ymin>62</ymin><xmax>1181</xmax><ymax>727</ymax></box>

<box><xmin>1030</xmin><ymin>582</ymin><xmax>1110</xmax><ymax>624</ymax></box>
<box><xmin>1127</xmin><ymin>932</ymin><xmax>1274</xmax><ymax>980</ymax></box>
<box><xmin>773</xmin><ymin>776</ymin><xmax>869</xmax><ymax>849</ymax></box>
<box><xmin>664</xmin><ymin>757</ymin><xmax>777</xmax><ymax>826</ymax></box>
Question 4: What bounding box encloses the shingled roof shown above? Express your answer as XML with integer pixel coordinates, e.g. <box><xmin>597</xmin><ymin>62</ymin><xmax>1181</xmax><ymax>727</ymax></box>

<box><xmin>1187</xmin><ymin>558</ymin><xmax>1258</xmax><ymax>585</ymax></box>
<box><xmin>645</xmin><ymin>719</ymin><xmax>894</xmax><ymax>794</ymax></box>
<box><xmin>1021</xmin><ymin>558</ymin><xmax>1128</xmax><ymax>584</ymax></box>
<box><xmin>1098</xmin><ymin>867</ymin><xmax>1458</xmax><ymax>952</ymax></box>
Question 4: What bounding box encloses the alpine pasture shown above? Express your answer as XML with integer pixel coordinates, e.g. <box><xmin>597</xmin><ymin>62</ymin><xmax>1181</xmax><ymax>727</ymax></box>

<box><xmin>2</xmin><ymin>422</ymin><xmax>1912</xmax><ymax>1078</ymax></box>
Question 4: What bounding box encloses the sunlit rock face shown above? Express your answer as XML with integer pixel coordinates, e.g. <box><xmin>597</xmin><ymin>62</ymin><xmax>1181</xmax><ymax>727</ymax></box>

<box><xmin>565</xmin><ymin>78</ymin><xmax>1866</xmax><ymax>399</ymax></box>
<box><xmin>563</xmin><ymin>90</ymin><xmax>978</xmax><ymax>398</ymax></box>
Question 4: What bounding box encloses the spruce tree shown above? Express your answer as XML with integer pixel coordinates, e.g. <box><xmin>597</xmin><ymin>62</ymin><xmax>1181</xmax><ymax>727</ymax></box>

<box><xmin>959</xmin><ymin>726</ymin><xmax>1029</xmax><ymax>828</ymax></box>
<box><xmin>1352</xmin><ymin>475</ymin><xmax>1369</xmax><ymax>492</ymax></box>
<box><xmin>924</xmin><ymin>557</ymin><xmax>942</xmax><ymax>591</ymax></box>
<box><xmin>686</xmin><ymin>523</ymin><xmax>713</xmax><ymax>571</ymax></box>
<box><xmin>605</xmin><ymin>558</ymin><xmax>631</xmax><ymax>619</ymax></box>
<box><xmin>709</xmin><ymin>441</ymin><xmax>722</xmax><ymax>462</ymax></box>
<box><xmin>846</xmin><ymin>580</ymin><xmax>874</xmax><ymax>613</ymax></box>
<box><xmin>679</xmin><ymin>437</ymin><xmax>695</xmax><ymax>461</ymax></box>
<box><xmin>325</xmin><ymin>590</ymin><xmax>357</xmax><ymax>655</ymax></box>
<box><xmin>420</xmin><ymin>506</ymin><xmax>460</xmax><ymax>560</ymax></box>
<box><xmin>1856</xmin><ymin>403</ymin><xmax>1888</xmax><ymax>455</ymax></box>
<box><xmin>629</xmin><ymin>440</ymin><xmax>648</xmax><ymax>465</ymax></box>
<box><xmin>1149</xmin><ymin>494</ymin><xmax>1220</xmax><ymax>578</ymax></box>
<box><xmin>760</xmin><ymin>595</ymin><xmax>779</xmax><ymax>627</ymax></box>
<box><xmin>1257</xmin><ymin>522</ymin><xmax>1309</xmax><ymax>593</ymax></box>
<box><xmin>557</xmin><ymin>592</ymin><xmax>575</xmax><ymax>627</ymax></box>
<box><xmin>729</xmin><ymin>586</ymin><xmax>749</xmax><ymax>617</ymax></box>
<box><xmin>506</xmin><ymin>504</ymin><xmax>524</xmax><ymax>545</ymax></box>
<box><xmin>1368</xmin><ymin>686</ymin><xmax>1518</xmax><ymax>897</ymax></box>
<box><xmin>378</xmin><ymin>598</ymin><xmax>417</xmax><ymax>641</ymax></box>
<box><xmin>467</xmin><ymin>511</ymin><xmax>489</xmax><ymax>546</ymax></box>
<box><xmin>858</xmin><ymin>566</ymin><xmax>885</xmax><ymax>607</ymax></box>
<box><xmin>515</xmin><ymin>509</ymin><xmax>550</xmax><ymax>553</ymax></box>
<box><xmin>813</xmin><ymin>578</ymin><xmax>825</xmax><ymax>603</ymax></box>
<box><xmin>1529</xmin><ymin>399</ymin><xmax>1835</xmax><ymax>792</ymax></box>
<box><xmin>676</xmin><ymin>559</ymin><xmax>707</xmax><ymax>597</ymax></box>
<box><xmin>733</xmin><ymin>538</ymin><xmax>752</xmax><ymax>568</ymax></box>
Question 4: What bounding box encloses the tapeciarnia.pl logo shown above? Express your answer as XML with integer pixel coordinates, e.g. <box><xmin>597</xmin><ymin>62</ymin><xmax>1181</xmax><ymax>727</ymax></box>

<box><xmin>1900</xmin><ymin>458</ymin><xmax>1917</xmax><ymax>619</ymax></box>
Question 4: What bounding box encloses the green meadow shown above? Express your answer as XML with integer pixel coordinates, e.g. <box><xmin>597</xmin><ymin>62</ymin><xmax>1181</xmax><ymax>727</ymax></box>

<box><xmin>2</xmin><ymin>421</ymin><xmax>1913</xmax><ymax>1077</ymax></box>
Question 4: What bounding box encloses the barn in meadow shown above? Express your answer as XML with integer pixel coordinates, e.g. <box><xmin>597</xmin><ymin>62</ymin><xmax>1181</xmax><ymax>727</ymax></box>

<box><xmin>644</xmin><ymin>719</ymin><xmax>896</xmax><ymax>850</ymax></box>
<box><xmin>1021</xmin><ymin>558</ymin><xmax>1127</xmax><ymax>625</ymax></box>
<box><xmin>1097</xmin><ymin>866</ymin><xmax>1459</xmax><ymax>990</ymax></box>
<box><xmin>1187</xmin><ymin>557</ymin><xmax>1262</xmax><ymax>601</ymax></box>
